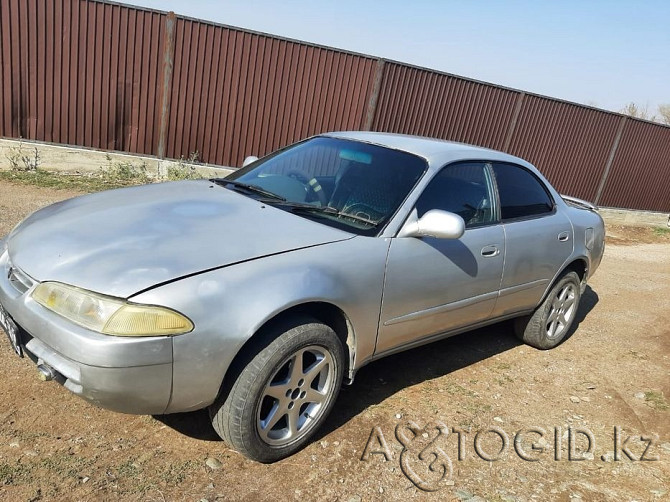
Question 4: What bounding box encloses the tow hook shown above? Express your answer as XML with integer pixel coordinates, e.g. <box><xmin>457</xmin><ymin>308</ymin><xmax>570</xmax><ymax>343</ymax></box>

<box><xmin>37</xmin><ymin>364</ymin><xmax>57</xmax><ymax>382</ymax></box>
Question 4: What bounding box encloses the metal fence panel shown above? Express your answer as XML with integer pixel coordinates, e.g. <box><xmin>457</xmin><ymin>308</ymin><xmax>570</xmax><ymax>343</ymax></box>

<box><xmin>0</xmin><ymin>0</ymin><xmax>166</xmax><ymax>154</ymax></box>
<box><xmin>598</xmin><ymin>119</ymin><xmax>670</xmax><ymax>212</ymax></box>
<box><xmin>165</xmin><ymin>19</ymin><xmax>377</xmax><ymax>166</ymax></box>
<box><xmin>505</xmin><ymin>95</ymin><xmax>622</xmax><ymax>201</ymax></box>
<box><xmin>0</xmin><ymin>0</ymin><xmax>669</xmax><ymax>211</ymax></box>
<box><xmin>372</xmin><ymin>63</ymin><xmax>519</xmax><ymax>151</ymax></box>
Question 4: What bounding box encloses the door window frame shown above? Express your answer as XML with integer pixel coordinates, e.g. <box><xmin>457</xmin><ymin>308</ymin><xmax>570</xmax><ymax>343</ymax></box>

<box><xmin>399</xmin><ymin>160</ymin><xmax>502</xmax><ymax>234</ymax></box>
<box><xmin>489</xmin><ymin>161</ymin><xmax>557</xmax><ymax>223</ymax></box>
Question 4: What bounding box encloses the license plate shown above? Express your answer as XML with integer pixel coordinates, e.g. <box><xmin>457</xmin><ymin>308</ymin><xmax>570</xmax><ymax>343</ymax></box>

<box><xmin>0</xmin><ymin>302</ymin><xmax>22</xmax><ymax>357</ymax></box>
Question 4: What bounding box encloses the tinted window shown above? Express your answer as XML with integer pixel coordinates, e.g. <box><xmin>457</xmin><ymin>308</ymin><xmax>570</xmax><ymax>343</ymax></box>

<box><xmin>253</xmin><ymin>141</ymin><xmax>343</xmax><ymax>178</ymax></box>
<box><xmin>492</xmin><ymin>163</ymin><xmax>553</xmax><ymax>220</ymax></box>
<box><xmin>416</xmin><ymin>162</ymin><xmax>495</xmax><ymax>228</ymax></box>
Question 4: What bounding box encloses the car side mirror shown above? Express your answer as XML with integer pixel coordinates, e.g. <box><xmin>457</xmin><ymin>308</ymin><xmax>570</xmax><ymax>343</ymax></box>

<box><xmin>399</xmin><ymin>209</ymin><xmax>465</xmax><ymax>239</ymax></box>
<box><xmin>242</xmin><ymin>155</ymin><xmax>259</xmax><ymax>167</ymax></box>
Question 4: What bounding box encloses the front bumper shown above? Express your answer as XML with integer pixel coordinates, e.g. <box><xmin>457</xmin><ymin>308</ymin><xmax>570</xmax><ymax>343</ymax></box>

<box><xmin>0</xmin><ymin>247</ymin><xmax>173</xmax><ymax>414</ymax></box>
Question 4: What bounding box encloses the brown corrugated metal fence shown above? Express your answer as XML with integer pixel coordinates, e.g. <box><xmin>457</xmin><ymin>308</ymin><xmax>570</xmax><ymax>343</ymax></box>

<box><xmin>372</xmin><ymin>63</ymin><xmax>519</xmax><ymax>151</ymax></box>
<box><xmin>0</xmin><ymin>0</ymin><xmax>167</xmax><ymax>154</ymax></box>
<box><xmin>164</xmin><ymin>19</ymin><xmax>377</xmax><ymax>167</ymax></box>
<box><xmin>598</xmin><ymin>118</ymin><xmax>670</xmax><ymax>212</ymax></box>
<box><xmin>0</xmin><ymin>0</ymin><xmax>669</xmax><ymax>211</ymax></box>
<box><xmin>503</xmin><ymin>95</ymin><xmax>623</xmax><ymax>202</ymax></box>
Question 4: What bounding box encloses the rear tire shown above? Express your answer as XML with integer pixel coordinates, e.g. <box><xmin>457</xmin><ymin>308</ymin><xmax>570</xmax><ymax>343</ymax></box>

<box><xmin>514</xmin><ymin>271</ymin><xmax>581</xmax><ymax>349</ymax></box>
<box><xmin>209</xmin><ymin>317</ymin><xmax>344</xmax><ymax>463</ymax></box>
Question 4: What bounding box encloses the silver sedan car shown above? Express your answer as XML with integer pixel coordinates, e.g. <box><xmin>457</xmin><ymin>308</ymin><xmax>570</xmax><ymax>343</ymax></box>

<box><xmin>0</xmin><ymin>132</ymin><xmax>604</xmax><ymax>462</ymax></box>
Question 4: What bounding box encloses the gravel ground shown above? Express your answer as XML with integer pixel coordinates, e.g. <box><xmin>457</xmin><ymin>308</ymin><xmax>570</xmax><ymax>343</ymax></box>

<box><xmin>0</xmin><ymin>179</ymin><xmax>669</xmax><ymax>501</ymax></box>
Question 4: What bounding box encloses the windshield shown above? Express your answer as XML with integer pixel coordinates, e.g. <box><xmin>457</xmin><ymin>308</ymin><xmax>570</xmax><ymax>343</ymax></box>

<box><xmin>222</xmin><ymin>136</ymin><xmax>427</xmax><ymax>236</ymax></box>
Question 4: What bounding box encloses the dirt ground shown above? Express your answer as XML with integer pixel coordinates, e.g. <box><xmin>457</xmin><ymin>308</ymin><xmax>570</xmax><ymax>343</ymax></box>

<box><xmin>1</xmin><ymin>179</ymin><xmax>669</xmax><ymax>501</ymax></box>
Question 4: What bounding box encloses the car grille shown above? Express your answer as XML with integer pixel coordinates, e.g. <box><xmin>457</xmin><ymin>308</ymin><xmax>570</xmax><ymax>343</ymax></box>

<box><xmin>7</xmin><ymin>264</ymin><xmax>35</xmax><ymax>295</ymax></box>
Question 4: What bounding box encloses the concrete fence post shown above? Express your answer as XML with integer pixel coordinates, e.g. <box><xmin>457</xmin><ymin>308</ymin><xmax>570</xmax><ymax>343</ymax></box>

<box><xmin>363</xmin><ymin>59</ymin><xmax>386</xmax><ymax>131</ymax></box>
<box><xmin>156</xmin><ymin>12</ymin><xmax>177</xmax><ymax>160</ymax></box>
<box><xmin>503</xmin><ymin>92</ymin><xmax>525</xmax><ymax>152</ymax></box>
<box><xmin>594</xmin><ymin>115</ymin><xmax>627</xmax><ymax>206</ymax></box>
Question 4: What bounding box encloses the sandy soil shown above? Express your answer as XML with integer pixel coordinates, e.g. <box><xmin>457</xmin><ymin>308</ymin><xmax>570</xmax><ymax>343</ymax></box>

<box><xmin>0</xmin><ymin>179</ymin><xmax>668</xmax><ymax>501</ymax></box>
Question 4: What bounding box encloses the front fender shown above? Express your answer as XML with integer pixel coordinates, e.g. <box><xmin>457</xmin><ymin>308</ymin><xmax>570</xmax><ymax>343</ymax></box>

<box><xmin>131</xmin><ymin>236</ymin><xmax>389</xmax><ymax>413</ymax></box>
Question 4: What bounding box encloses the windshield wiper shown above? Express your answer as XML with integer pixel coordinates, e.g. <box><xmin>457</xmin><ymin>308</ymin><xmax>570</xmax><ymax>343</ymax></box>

<box><xmin>210</xmin><ymin>178</ymin><xmax>286</xmax><ymax>201</ymax></box>
<box><xmin>282</xmin><ymin>202</ymin><xmax>379</xmax><ymax>226</ymax></box>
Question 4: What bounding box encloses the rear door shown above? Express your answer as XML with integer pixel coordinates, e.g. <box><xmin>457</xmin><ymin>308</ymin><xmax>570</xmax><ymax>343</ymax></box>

<box><xmin>490</xmin><ymin>162</ymin><xmax>573</xmax><ymax>317</ymax></box>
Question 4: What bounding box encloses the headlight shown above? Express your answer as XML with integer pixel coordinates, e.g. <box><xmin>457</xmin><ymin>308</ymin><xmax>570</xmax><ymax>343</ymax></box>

<box><xmin>32</xmin><ymin>282</ymin><xmax>193</xmax><ymax>337</ymax></box>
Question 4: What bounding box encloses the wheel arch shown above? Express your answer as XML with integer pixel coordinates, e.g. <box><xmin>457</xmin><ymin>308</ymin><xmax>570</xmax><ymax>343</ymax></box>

<box><xmin>564</xmin><ymin>258</ymin><xmax>588</xmax><ymax>282</ymax></box>
<box><xmin>540</xmin><ymin>257</ymin><xmax>589</xmax><ymax>305</ymax></box>
<box><xmin>215</xmin><ymin>301</ymin><xmax>356</xmax><ymax>407</ymax></box>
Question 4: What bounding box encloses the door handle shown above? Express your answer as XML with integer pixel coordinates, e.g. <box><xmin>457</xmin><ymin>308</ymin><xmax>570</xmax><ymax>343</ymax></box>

<box><xmin>481</xmin><ymin>245</ymin><xmax>500</xmax><ymax>257</ymax></box>
<box><xmin>558</xmin><ymin>231</ymin><xmax>570</xmax><ymax>242</ymax></box>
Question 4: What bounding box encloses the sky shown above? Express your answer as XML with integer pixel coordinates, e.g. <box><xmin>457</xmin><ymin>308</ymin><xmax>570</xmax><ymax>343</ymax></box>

<box><xmin>124</xmin><ymin>0</ymin><xmax>669</xmax><ymax>115</ymax></box>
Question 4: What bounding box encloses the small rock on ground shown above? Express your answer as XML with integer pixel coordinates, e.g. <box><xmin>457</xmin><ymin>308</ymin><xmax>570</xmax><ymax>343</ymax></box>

<box><xmin>205</xmin><ymin>458</ymin><xmax>223</xmax><ymax>470</ymax></box>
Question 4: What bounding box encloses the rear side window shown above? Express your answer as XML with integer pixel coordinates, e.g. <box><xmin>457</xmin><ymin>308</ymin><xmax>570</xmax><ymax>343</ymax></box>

<box><xmin>492</xmin><ymin>163</ymin><xmax>554</xmax><ymax>220</ymax></box>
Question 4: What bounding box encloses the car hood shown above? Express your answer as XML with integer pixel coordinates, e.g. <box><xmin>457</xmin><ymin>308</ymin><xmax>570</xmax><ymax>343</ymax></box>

<box><xmin>7</xmin><ymin>180</ymin><xmax>352</xmax><ymax>297</ymax></box>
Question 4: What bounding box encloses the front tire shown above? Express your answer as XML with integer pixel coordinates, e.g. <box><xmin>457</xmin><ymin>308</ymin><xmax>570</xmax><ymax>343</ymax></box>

<box><xmin>209</xmin><ymin>317</ymin><xmax>344</xmax><ymax>462</ymax></box>
<box><xmin>514</xmin><ymin>271</ymin><xmax>581</xmax><ymax>349</ymax></box>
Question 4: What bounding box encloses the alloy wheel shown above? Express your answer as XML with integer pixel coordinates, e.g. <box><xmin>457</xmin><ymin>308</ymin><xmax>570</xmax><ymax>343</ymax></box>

<box><xmin>257</xmin><ymin>345</ymin><xmax>335</xmax><ymax>446</ymax></box>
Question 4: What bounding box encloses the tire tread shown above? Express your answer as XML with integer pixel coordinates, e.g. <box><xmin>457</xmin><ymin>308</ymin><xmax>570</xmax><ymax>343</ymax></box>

<box><xmin>514</xmin><ymin>271</ymin><xmax>581</xmax><ymax>350</ymax></box>
<box><xmin>210</xmin><ymin>317</ymin><xmax>344</xmax><ymax>462</ymax></box>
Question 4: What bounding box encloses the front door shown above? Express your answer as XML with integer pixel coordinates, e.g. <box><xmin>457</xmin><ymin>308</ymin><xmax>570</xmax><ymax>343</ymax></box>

<box><xmin>376</xmin><ymin>162</ymin><xmax>504</xmax><ymax>355</ymax></box>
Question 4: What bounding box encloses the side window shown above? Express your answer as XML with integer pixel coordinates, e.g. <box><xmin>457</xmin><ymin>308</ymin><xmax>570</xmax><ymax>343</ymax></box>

<box><xmin>492</xmin><ymin>163</ymin><xmax>554</xmax><ymax>220</ymax></box>
<box><xmin>415</xmin><ymin>162</ymin><xmax>495</xmax><ymax>228</ymax></box>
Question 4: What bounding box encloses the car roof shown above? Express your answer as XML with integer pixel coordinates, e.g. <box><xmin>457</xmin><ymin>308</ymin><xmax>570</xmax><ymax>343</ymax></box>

<box><xmin>322</xmin><ymin>131</ymin><xmax>531</xmax><ymax>170</ymax></box>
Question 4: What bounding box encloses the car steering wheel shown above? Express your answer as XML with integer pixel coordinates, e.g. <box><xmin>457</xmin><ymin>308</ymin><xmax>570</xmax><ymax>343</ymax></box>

<box><xmin>287</xmin><ymin>169</ymin><xmax>328</xmax><ymax>206</ymax></box>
